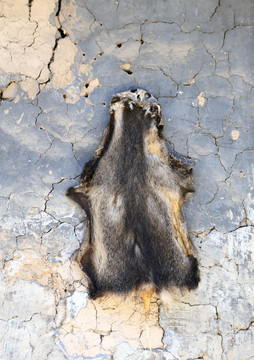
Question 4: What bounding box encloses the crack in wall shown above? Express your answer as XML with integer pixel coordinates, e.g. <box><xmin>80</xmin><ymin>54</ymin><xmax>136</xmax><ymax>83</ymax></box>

<box><xmin>210</xmin><ymin>0</ymin><xmax>221</xmax><ymax>20</ymax></box>
<box><xmin>42</xmin><ymin>0</ymin><xmax>69</xmax><ymax>86</ymax></box>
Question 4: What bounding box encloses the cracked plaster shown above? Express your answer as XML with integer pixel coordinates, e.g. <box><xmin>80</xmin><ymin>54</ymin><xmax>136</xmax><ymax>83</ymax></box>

<box><xmin>0</xmin><ymin>0</ymin><xmax>253</xmax><ymax>359</ymax></box>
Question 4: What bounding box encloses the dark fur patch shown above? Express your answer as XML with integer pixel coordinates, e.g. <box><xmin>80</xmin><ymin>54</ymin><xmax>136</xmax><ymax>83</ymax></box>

<box><xmin>67</xmin><ymin>89</ymin><xmax>200</xmax><ymax>299</ymax></box>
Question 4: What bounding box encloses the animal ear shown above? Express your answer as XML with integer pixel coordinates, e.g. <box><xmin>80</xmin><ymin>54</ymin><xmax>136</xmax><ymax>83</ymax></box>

<box><xmin>66</xmin><ymin>186</ymin><xmax>89</xmax><ymax>213</ymax></box>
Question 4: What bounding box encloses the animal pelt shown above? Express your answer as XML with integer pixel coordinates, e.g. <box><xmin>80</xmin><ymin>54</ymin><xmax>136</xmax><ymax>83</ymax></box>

<box><xmin>67</xmin><ymin>89</ymin><xmax>200</xmax><ymax>299</ymax></box>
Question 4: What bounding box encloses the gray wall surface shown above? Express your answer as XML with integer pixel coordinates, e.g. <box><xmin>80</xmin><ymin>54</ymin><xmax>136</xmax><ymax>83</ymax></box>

<box><xmin>0</xmin><ymin>0</ymin><xmax>253</xmax><ymax>359</ymax></box>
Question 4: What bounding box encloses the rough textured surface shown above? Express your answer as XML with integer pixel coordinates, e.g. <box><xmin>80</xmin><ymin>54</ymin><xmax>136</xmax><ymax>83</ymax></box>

<box><xmin>0</xmin><ymin>0</ymin><xmax>253</xmax><ymax>359</ymax></box>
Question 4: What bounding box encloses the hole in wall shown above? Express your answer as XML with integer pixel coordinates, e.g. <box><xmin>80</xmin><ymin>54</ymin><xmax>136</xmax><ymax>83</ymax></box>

<box><xmin>120</xmin><ymin>62</ymin><xmax>133</xmax><ymax>75</ymax></box>
<box><xmin>58</xmin><ymin>28</ymin><xmax>67</xmax><ymax>38</ymax></box>
<box><xmin>123</xmin><ymin>69</ymin><xmax>133</xmax><ymax>75</ymax></box>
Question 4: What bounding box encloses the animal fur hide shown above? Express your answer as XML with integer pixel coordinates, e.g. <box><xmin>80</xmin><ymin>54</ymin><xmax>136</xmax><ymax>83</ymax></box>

<box><xmin>67</xmin><ymin>89</ymin><xmax>200</xmax><ymax>299</ymax></box>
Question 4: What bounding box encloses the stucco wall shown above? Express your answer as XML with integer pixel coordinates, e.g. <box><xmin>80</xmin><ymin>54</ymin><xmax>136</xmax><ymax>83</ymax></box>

<box><xmin>0</xmin><ymin>0</ymin><xmax>253</xmax><ymax>359</ymax></box>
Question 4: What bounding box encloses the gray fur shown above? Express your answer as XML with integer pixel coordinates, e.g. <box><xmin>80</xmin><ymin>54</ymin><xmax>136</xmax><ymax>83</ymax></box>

<box><xmin>67</xmin><ymin>89</ymin><xmax>200</xmax><ymax>298</ymax></box>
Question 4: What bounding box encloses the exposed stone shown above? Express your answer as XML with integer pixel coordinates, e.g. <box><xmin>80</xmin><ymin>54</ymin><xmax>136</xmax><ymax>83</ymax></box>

<box><xmin>1</xmin><ymin>81</ymin><xmax>19</xmax><ymax>100</ymax></box>
<box><xmin>0</xmin><ymin>0</ymin><xmax>57</xmax><ymax>82</ymax></box>
<box><xmin>51</xmin><ymin>38</ymin><xmax>78</xmax><ymax>88</ymax></box>
<box><xmin>20</xmin><ymin>77</ymin><xmax>39</xmax><ymax>100</ymax></box>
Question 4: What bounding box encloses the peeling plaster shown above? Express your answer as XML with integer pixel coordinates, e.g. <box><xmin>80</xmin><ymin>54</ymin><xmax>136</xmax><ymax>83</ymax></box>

<box><xmin>0</xmin><ymin>0</ymin><xmax>57</xmax><ymax>82</ymax></box>
<box><xmin>197</xmin><ymin>92</ymin><xmax>206</xmax><ymax>106</ymax></box>
<box><xmin>51</xmin><ymin>38</ymin><xmax>77</xmax><ymax>88</ymax></box>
